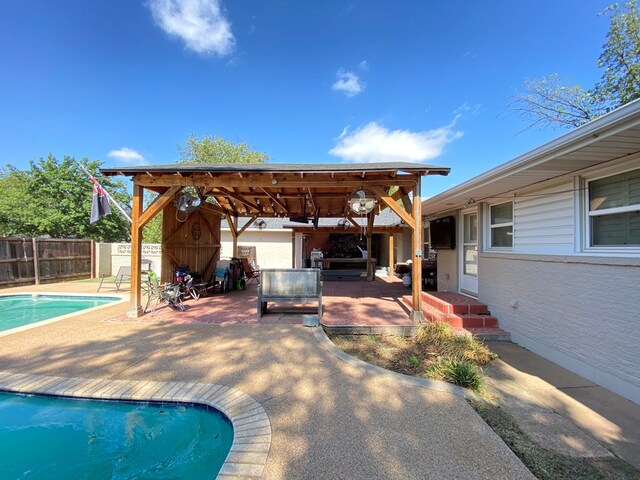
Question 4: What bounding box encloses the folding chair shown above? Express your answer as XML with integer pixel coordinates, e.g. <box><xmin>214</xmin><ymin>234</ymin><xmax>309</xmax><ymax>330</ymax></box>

<box><xmin>240</xmin><ymin>258</ymin><xmax>260</xmax><ymax>285</ymax></box>
<box><xmin>97</xmin><ymin>266</ymin><xmax>131</xmax><ymax>292</ymax></box>
<box><xmin>145</xmin><ymin>272</ymin><xmax>185</xmax><ymax>315</ymax></box>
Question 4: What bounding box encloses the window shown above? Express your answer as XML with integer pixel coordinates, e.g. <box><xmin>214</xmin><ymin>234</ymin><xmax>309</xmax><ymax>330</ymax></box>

<box><xmin>489</xmin><ymin>201</ymin><xmax>513</xmax><ymax>248</ymax></box>
<box><xmin>588</xmin><ymin>168</ymin><xmax>640</xmax><ymax>246</ymax></box>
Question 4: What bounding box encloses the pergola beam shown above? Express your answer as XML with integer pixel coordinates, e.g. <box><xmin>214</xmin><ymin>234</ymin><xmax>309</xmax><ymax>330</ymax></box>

<box><xmin>138</xmin><ymin>186</ymin><xmax>181</xmax><ymax>228</ymax></box>
<box><xmin>369</xmin><ymin>186</ymin><xmax>415</xmax><ymax>229</ymax></box>
<box><xmin>133</xmin><ymin>174</ymin><xmax>419</xmax><ymax>189</ymax></box>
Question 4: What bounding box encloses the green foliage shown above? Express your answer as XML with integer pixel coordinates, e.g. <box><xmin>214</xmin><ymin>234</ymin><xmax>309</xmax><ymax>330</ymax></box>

<box><xmin>428</xmin><ymin>359</ymin><xmax>484</xmax><ymax>391</ymax></box>
<box><xmin>178</xmin><ymin>133</ymin><xmax>269</xmax><ymax>164</ymax></box>
<box><xmin>408</xmin><ymin>354</ymin><xmax>421</xmax><ymax>367</ymax></box>
<box><xmin>597</xmin><ymin>1</ymin><xmax>640</xmax><ymax>106</ymax></box>
<box><xmin>143</xmin><ymin>212</ymin><xmax>163</xmax><ymax>243</ymax></box>
<box><xmin>141</xmin><ymin>190</ymin><xmax>163</xmax><ymax>244</ymax></box>
<box><xmin>511</xmin><ymin>1</ymin><xmax>640</xmax><ymax>129</ymax></box>
<box><xmin>0</xmin><ymin>155</ymin><xmax>131</xmax><ymax>242</ymax></box>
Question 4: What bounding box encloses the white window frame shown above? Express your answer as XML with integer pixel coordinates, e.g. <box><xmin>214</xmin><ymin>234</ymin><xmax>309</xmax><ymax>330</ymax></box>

<box><xmin>486</xmin><ymin>200</ymin><xmax>513</xmax><ymax>251</ymax></box>
<box><xmin>583</xmin><ymin>166</ymin><xmax>640</xmax><ymax>254</ymax></box>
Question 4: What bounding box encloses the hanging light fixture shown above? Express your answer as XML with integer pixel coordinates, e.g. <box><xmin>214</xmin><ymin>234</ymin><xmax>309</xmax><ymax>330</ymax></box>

<box><xmin>255</xmin><ymin>219</ymin><xmax>267</xmax><ymax>230</ymax></box>
<box><xmin>337</xmin><ymin>218</ymin><xmax>349</xmax><ymax>230</ymax></box>
<box><xmin>348</xmin><ymin>188</ymin><xmax>376</xmax><ymax>215</ymax></box>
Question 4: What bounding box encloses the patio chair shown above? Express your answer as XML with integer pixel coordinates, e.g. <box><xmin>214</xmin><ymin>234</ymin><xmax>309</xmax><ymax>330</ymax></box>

<box><xmin>144</xmin><ymin>272</ymin><xmax>185</xmax><ymax>315</ymax></box>
<box><xmin>240</xmin><ymin>257</ymin><xmax>260</xmax><ymax>285</ymax></box>
<box><xmin>97</xmin><ymin>266</ymin><xmax>131</xmax><ymax>293</ymax></box>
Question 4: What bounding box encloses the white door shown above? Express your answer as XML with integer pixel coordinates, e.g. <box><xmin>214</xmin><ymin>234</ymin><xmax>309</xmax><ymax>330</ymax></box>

<box><xmin>460</xmin><ymin>210</ymin><xmax>478</xmax><ymax>295</ymax></box>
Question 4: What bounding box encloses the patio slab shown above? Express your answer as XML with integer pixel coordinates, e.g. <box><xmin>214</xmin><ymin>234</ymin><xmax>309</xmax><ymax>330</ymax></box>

<box><xmin>106</xmin><ymin>275</ymin><xmax>418</xmax><ymax>328</ymax></box>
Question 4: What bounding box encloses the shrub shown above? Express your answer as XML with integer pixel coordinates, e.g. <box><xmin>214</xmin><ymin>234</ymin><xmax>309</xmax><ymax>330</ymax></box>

<box><xmin>414</xmin><ymin>322</ymin><xmax>496</xmax><ymax>365</ymax></box>
<box><xmin>428</xmin><ymin>359</ymin><xmax>484</xmax><ymax>391</ymax></box>
<box><xmin>413</xmin><ymin>322</ymin><xmax>455</xmax><ymax>344</ymax></box>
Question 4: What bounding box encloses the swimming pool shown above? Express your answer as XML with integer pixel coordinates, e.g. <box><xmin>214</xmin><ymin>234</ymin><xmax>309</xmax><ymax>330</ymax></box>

<box><xmin>0</xmin><ymin>391</ymin><xmax>234</xmax><ymax>479</ymax></box>
<box><xmin>0</xmin><ymin>294</ymin><xmax>121</xmax><ymax>333</ymax></box>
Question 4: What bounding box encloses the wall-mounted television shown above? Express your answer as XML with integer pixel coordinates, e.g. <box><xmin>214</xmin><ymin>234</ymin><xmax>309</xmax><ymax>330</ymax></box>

<box><xmin>429</xmin><ymin>216</ymin><xmax>456</xmax><ymax>250</ymax></box>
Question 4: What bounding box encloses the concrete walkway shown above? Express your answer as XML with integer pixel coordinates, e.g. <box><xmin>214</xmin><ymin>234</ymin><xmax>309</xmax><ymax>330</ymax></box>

<box><xmin>0</xmin><ymin>285</ymin><xmax>534</xmax><ymax>479</ymax></box>
<box><xmin>485</xmin><ymin>342</ymin><xmax>640</xmax><ymax>471</ymax></box>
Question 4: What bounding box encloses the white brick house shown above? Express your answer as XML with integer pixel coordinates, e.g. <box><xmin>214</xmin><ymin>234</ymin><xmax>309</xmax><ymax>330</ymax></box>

<box><xmin>423</xmin><ymin>99</ymin><xmax>640</xmax><ymax>404</ymax></box>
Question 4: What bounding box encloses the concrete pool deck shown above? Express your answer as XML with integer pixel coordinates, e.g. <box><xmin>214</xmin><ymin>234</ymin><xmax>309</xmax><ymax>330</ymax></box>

<box><xmin>0</xmin><ymin>283</ymin><xmax>535</xmax><ymax>479</ymax></box>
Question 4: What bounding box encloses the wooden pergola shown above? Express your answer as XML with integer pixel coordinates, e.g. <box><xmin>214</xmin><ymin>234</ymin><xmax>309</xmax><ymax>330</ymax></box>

<box><xmin>101</xmin><ymin>162</ymin><xmax>450</xmax><ymax>320</ymax></box>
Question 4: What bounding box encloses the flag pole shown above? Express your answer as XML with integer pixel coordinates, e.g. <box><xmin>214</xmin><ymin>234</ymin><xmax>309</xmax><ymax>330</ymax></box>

<box><xmin>81</xmin><ymin>164</ymin><xmax>132</xmax><ymax>224</ymax></box>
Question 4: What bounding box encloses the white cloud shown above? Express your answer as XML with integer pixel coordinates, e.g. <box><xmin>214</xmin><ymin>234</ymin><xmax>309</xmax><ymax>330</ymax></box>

<box><xmin>107</xmin><ymin>148</ymin><xmax>148</xmax><ymax>165</ymax></box>
<box><xmin>148</xmin><ymin>0</ymin><xmax>235</xmax><ymax>56</ymax></box>
<box><xmin>332</xmin><ymin>69</ymin><xmax>364</xmax><ymax>97</ymax></box>
<box><xmin>329</xmin><ymin>121</ymin><xmax>463</xmax><ymax>163</ymax></box>
<box><xmin>358</xmin><ymin>60</ymin><xmax>369</xmax><ymax>71</ymax></box>
<box><xmin>454</xmin><ymin>101</ymin><xmax>482</xmax><ymax>116</ymax></box>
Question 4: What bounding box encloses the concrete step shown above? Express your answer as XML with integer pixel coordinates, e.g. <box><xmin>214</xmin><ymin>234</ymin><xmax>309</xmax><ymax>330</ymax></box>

<box><xmin>403</xmin><ymin>295</ymin><xmax>499</xmax><ymax>328</ymax></box>
<box><xmin>463</xmin><ymin>327</ymin><xmax>511</xmax><ymax>342</ymax></box>
<box><xmin>422</xmin><ymin>291</ymin><xmax>491</xmax><ymax>315</ymax></box>
<box><xmin>403</xmin><ymin>294</ymin><xmax>510</xmax><ymax>341</ymax></box>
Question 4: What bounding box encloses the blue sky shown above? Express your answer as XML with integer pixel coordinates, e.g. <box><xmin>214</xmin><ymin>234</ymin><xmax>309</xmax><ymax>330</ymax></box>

<box><xmin>0</xmin><ymin>0</ymin><xmax>613</xmax><ymax>194</ymax></box>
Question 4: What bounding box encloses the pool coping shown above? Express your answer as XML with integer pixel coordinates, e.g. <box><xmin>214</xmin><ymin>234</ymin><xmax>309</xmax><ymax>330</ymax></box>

<box><xmin>0</xmin><ymin>371</ymin><xmax>271</xmax><ymax>479</ymax></box>
<box><xmin>0</xmin><ymin>292</ymin><xmax>129</xmax><ymax>338</ymax></box>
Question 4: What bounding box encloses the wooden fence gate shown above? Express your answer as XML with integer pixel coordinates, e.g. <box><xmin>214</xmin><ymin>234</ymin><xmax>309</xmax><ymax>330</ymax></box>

<box><xmin>0</xmin><ymin>237</ymin><xmax>94</xmax><ymax>288</ymax></box>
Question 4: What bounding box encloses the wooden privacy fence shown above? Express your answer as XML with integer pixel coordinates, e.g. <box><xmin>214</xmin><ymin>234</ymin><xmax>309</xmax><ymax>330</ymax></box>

<box><xmin>0</xmin><ymin>237</ymin><xmax>94</xmax><ymax>288</ymax></box>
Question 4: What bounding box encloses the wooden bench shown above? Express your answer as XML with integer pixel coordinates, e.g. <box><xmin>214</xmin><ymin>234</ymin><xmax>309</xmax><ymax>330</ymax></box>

<box><xmin>257</xmin><ymin>269</ymin><xmax>322</xmax><ymax>319</ymax></box>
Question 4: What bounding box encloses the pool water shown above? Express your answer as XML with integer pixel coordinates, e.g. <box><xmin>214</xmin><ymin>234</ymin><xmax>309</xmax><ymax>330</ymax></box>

<box><xmin>0</xmin><ymin>295</ymin><xmax>119</xmax><ymax>332</ymax></box>
<box><xmin>0</xmin><ymin>392</ymin><xmax>234</xmax><ymax>479</ymax></box>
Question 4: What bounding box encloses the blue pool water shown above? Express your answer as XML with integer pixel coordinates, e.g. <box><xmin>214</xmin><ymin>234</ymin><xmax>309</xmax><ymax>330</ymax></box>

<box><xmin>0</xmin><ymin>392</ymin><xmax>234</xmax><ymax>479</ymax></box>
<box><xmin>0</xmin><ymin>295</ymin><xmax>119</xmax><ymax>332</ymax></box>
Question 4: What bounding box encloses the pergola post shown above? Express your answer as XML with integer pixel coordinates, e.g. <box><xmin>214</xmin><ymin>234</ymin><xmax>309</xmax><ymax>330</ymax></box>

<box><xmin>366</xmin><ymin>210</ymin><xmax>375</xmax><ymax>281</ymax></box>
<box><xmin>388</xmin><ymin>233</ymin><xmax>395</xmax><ymax>276</ymax></box>
<box><xmin>128</xmin><ymin>184</ymin><xmax>144</xmax><ymax>318</ymax></box>
<box><xmin>225</xmin><ymin>213</ymin><xmax>239</xmax><ymax>257</ymax></box>
<box><xmin>411</xmin><ymin>177</ymin><xmax>424</xmax><ymax>322</ymax></box>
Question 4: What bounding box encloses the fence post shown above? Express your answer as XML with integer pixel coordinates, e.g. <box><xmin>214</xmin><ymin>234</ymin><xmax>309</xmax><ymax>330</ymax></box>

<box><xmin>91</xmin><ymin>240</ymin><xmax>96</xmax><ymax>279</ymax></box>
<box><xmin>32</xmin><ymin>237</ymin><xmax>40</xmax><ymax>285</ymax></box>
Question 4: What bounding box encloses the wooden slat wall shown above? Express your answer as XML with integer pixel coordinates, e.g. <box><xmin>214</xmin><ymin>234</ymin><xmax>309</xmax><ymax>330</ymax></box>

<box><xmin>0</xmin><ymin>238</ymin><xmax>92</xmax><ymax>287</ymax></box>
<box><xmin>161</xmin><ymin>204</ymin><xmax>222</xmax><ymax>283</ymax></box>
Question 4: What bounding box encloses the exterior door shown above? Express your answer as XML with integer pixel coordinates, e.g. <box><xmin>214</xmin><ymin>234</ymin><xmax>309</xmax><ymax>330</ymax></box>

<box><xmin>460</xmin><ymin>210</ymin><xmax>478</xmax><ymax>295</ymax></box>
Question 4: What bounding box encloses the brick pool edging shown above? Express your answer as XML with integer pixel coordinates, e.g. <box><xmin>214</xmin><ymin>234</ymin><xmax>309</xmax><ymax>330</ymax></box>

<box><xmin>0</xmin><ymin>371</ymin><xmax>271</xmax><ymax>479</ymax></box>
<box><xmin>311</xmin><ymin>326</ymin><xmax>479</xmax><ymax>400</ymax></box>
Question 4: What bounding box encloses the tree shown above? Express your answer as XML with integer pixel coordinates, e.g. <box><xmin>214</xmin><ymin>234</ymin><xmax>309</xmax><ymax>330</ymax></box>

<box><xmin>178</xmin><ymin>133</ymin><xmax>269</xmax><ymax>164</ymax></box>
<box><xmin>0</xmin><ymin>155</ymin><xmax>131</xmax><ymax>242</ymax></box>
<box><xmin>142</xmin><ymin>199</ymin><xmax>163</xmax><ymax>243</ymax></box>
<box><xmin>0</xmin><ymin>166</ymin><xmax>32</xmax><ymax>236</ymax></box>
<box><xmin>597</xmin><ymin>1</ymin><xmax>640</xmax><ymax>106</ymax></box>
<box><xmin>509</xmin><ymin>74</ymin><xmax>609</xmax><ymax>129</ymax></box>
<box><xmin>510</xmin><ymin>1</ymin><xmax>640</xmax><ymax>130</ymax></box>
<box><xmin>142</xmin><ymin>133</ymin><xmax>269</xmax><ymax>242</ymax></box>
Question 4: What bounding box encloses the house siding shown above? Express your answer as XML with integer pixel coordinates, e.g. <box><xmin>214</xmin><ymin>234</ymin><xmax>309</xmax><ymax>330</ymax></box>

<box><xmin>221</xmin><ymin>230</ymin><xmax>293</xmax><ymax>268</ymax></box>
<box><xmin>479</xmin><ymin>253</ymin><xmax>640</xmax><ymax>404</ymax></box>
<box><xmin>513</xmin><ymin>181</ymin><xmax>575</xmax><ymax>254</ymax></box>
<box><xmin>436</xmin><ymin>249</ymin><xmax>458</xmax><ymax>292</ymax></box>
